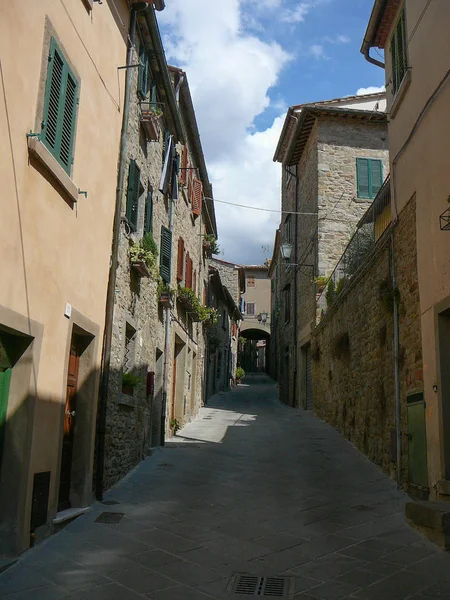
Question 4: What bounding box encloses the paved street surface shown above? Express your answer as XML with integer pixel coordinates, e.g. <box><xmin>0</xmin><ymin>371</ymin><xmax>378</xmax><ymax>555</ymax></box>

<box><xmin>2</xmin><ymin>374</ymin><xmax>450</xmax><ymax>599</ymax></box>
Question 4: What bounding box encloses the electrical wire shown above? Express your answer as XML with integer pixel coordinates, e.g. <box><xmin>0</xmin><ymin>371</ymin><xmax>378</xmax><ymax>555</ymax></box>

<box><xmin>206</xmin><ymin>197</ymin><xmax>318</xmax><ymax>216</ymax></box>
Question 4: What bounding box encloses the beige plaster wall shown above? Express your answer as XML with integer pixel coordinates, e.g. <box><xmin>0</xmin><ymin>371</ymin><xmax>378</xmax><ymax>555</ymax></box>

<box><xmin>241</xmin><ymin>267</ymin><xmax>271</xmax><ymax>336</ymax></box>
<box><xmin>0</xmin><ymin>0</ymin><xmax>126</xmax><ymax>552</ymax></box>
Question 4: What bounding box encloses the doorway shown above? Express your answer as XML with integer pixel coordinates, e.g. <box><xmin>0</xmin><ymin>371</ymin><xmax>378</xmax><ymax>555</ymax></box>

<box><xmin>58</xmin><ymin>334</ymin><xmax>81</xmax><ymax>511</ymax></box>
<box><xmin>438</xmin><ymin>307</ymin><xmax>450</xmax><ymax>480</ymax></box>
<box><xmin>171</xmin><ymin>338</ymin><xmax>184</xmax><ymax>421</ymax></box>
<box><xmin>0</xmin><ymin>367</ymin><xmax>11</xmax><ymax>468</ymax></box>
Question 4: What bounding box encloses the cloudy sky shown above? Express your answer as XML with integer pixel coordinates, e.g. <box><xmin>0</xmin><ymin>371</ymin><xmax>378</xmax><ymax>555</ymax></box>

<box><xmin>158</xmin><ymin>0</ymin><xmax>385</xmax><ymax>265</ymax></box>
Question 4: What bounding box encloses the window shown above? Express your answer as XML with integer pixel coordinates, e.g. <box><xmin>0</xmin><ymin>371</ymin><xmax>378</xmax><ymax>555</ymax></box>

<box><xmin>192</xmin><ymin>179</ymin><xmax>203</xmax><ymax>216</ymax></box>
<box><xmin>285</xmin><ymin>215</ymin><xmax>292</xmax><ymax>243</ymax></box>
<box><xmin>356</xmin><ymin>158</ymin><xmax>383</xmax><ymax>199</ymax></box>
<box><xmin>126</xmin><ymin>159</ymin><xmax>140</xmax><ymax>231</ymax></box>
<box><xmin>246</xmin><ymin>303</ymin><xmax>255</xmax><ymax>316</ymax></box>
<box><xmin>41</xmin><ymin>38</ymin><xmax>79</xmax><ymax>175</ymax></box>
<box><xmin>390</xmin><ymin>9</ymin><xmax>407</xmax><ymax>95</ymax></box>
<box><xmin>138</xmin><ymin>43</ymin><xmax>149</xmax><ymax>98</ymax></box>
<box><xmin>144</xmin><ymin>187</ymin><xmax>153</xmax><ymax>234</ymax></box>
<box><xmin>159</xmin><ymin>226</ymin><xmax>172</xmax><ymax>283</ymax></box>
<box><xmin>284</xmin><ymin>285</ymin><xmax>291</xmax><ymax>323</ymax></box>
<box><xmin>247</xmin><ymin>277</ymin><xmax>255</xmax><ymax>287</ymax></box>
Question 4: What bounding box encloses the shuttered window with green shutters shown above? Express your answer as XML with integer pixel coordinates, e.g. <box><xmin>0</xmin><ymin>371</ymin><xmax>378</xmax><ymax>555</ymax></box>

<box><xmin>356</xmin><ymin>158</ymin><xmax>383</xmax><ymax>199</ymax></box>
<box><xmin>390</xmin><ymin>9</ymin><xmax>407</xmax><ymax>95</ymax></box>
<box><xmin>138</xmin><ymin>44</ymin><xmax>149</xmax><ymax>98</ymax></box>
<box><xmin>126</xmin><ymin>160</ymin><xmax>140</xmax><ymax>231</ymax></box>
<box><xmin>160</xmin><ymin>226</ymin><xmax>172</xmax><ymax>283</ymax></box>
<box><xmin>42</xmin><ymin>38</ymin><xmax>79</xmax><ymax>175</ymax></box>
<box><xmin>144</xmin><ymin>188</ymin><xmax>153</xmax><ymax>234</ymax></box>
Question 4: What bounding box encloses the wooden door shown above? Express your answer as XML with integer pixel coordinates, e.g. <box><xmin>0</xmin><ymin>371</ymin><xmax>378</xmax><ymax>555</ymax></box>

<box><xmin>58</xmin><ymin>341</ymin><xmax>80</xmax><ymax>511</ymax></box>
<box><xmin>407</xmin><ymin>392</ymin><xmax>428</xmax><ymax>495</ymax></box>
<box><xmin>0</xmin><ymin>368</ymin><xmax>11</xmax><ymax>469</ymax></box>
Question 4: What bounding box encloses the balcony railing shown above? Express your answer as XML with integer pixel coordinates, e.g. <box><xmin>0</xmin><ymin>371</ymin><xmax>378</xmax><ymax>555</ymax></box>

<box><xmin>317</xmin><ymin>175</ymin><xmax>391</xmax><ymax>319</ymax></box>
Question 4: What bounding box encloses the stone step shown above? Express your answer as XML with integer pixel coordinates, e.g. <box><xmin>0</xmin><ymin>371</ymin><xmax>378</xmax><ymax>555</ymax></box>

<box><xmin>405</xmin><ymin>500</ymin><xmax>450</xmax><ymax>550</ymax></box>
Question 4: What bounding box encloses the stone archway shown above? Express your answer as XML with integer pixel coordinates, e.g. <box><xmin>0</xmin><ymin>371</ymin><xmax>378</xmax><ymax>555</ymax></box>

<box><xmin>238</xmin><ymin>327</ymin><xmax>270</xmax><ymax>374</ymax></box>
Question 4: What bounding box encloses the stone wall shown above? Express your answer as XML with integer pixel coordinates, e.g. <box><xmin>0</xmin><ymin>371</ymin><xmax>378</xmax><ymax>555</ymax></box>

<box><xmin>311</xmin><ymin>196</ymin><xmax>421</xmax><ymax>485</ymax></box>
<box><xmin>104</xmin><ymin>38</ymin><xmax>209</xmax><ymax>490</ymax></box>
<box><xmin>317</xmin><ymin>118</ymin><xmax>389</xmax><ymax>276</ymax></box>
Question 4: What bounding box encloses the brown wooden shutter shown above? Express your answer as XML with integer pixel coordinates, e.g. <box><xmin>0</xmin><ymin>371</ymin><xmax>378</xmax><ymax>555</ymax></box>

<box><xmin>192</xmin><ymin>179</ymin><xmax>203</xmax><ymax>216</ymax></box>
<box><xmin>180</xmin><ymin>145</ymin><xmax>187</xmax><ymax>185</ymax></box>
<box><xmin>186</xmin><ymin>255</ymin><xmax>193</xmax><ymax>289</ymax></box>
<box><xmin>177</xmin><ymin>237</ymin><xmax>184</xmax><ymax>281</ymax></box>
<box><xmin>193</xmin><ymin>270</ymin><xmax>197</xmax><ymax>294</ymax></box>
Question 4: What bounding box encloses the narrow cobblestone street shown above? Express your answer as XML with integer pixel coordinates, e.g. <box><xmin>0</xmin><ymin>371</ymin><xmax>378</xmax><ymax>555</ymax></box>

<box><xmin>2</xmin><ymin>375</ymin><xmax>450</xmax><ymax>599</ymax></box>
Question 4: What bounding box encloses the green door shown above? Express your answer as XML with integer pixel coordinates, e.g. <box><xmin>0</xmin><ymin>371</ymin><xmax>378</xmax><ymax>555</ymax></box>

<box><xmin>0</xmin><ymin>368</ymin><xmax>11</xmax><ymax>467</ymax></box>
<box><xmin>407</xmin><ymin>392</ymin><xmax>428</xmax><ymax>490</ymax></box>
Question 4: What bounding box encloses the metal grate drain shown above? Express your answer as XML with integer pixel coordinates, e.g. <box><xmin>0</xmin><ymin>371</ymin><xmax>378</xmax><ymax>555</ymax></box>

<box><xmin>101</xmin><ymin>500</ymin><xmax>120</xmax><ymax>506</ymax></box>
<box><xmin>95</xmin><ymin>512</ymin><xmax>124</xmax><ymax>524</ymax></box>
<box><xmin>229</xmin><ymin>574</ymin><xmax>293</xmax><ymax>597</ymax></box>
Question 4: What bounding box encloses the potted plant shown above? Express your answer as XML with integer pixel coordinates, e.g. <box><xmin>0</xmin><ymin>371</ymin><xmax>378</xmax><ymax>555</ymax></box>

<box><xmin>203</xmin><ymin>307</ymin><xmax>219</xmax><ymax>327</ymax></box>
<box><xmin>122</xmin><ymin>372</ymin><xmax>141</xmax><ymax>396</ymax></box>
<box><xmin>140</xmin><ymin>104</ymin><xmax>163</xmax><ymax>141</ymax></box>
<box><xmin>236</xmin><ymin>367</ymin><xmax>245</xmax><ymax>384</ymax></box>
<box><xmin>313</xmin><ymin>275</ymin><xmax>328</xmax><ymax>294</ymax></box>
<box><xmin>169</xmin><ymin>418</ymin><xmax>180</xmax><ymax>433</ymax></box>
<box><xmin>130</xmin><ymin>233</ymin><xmax>158</xmax><ymax>278</ymax></box>
<box><xmin>158</xmin><ymin>283</ymin><xmax>176</xmax><ymax>308</ymax></box>
<box><xmin>202</xmin><ymin>234</ymin><xmax>220</xmax><ymax>257</ymax></box>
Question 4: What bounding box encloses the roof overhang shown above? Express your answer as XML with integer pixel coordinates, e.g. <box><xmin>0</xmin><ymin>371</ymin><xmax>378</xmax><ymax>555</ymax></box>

<box><xmin>281</xmin><ymin>106</ymin><xmax>387</xmax><ymax>167</ymax></box>
<box><xmin>361</xmin><ymin>0</ymin><xmax>401</xmax><ymax>55</ymax></box>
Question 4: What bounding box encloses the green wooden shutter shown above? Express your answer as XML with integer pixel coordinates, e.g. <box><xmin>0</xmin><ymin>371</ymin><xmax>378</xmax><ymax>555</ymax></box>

<box><xmin>356</xmin><ymin>158</ymin><xmax>370</xmax><ymax>198</ymax></box>
<box><xmin>138</xmin><ymin>45</ymin><xmax>149</xmax><ymax>98</ymax></box>
<box><xmin>144</xmin><ymin>188</ymin><xmax>153</xmax><ymax>234</ymax></box>
<box><xmin>391</xmin><ymin>9</ymin><xmax>407</xmax><ymax>94</ymax></box>
<box><xmin>42</xmin><ymin>38</ymin><xmax>78</xmax><ymax>174</ymax></box>
<box><xmin>160</xmin><ymin>226</ymin><xmax>172</xmax><ymax>283</ymax></box>
<box><xmin>370</xmin><ymin>160</ymin><xmax>383</xmax><ymax>198</ymax></box>
<box><xmin>126</xmin><ymin>160</ymin><xmax>140</xmax><ymax>231</ymax></box>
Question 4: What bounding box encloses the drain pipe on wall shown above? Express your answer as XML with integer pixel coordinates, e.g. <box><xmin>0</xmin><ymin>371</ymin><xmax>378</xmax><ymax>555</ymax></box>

<box><xmin>390</xmin><ymin>235</ymin><xmax>402</xmax><ymax>489</ymax></box>
<box><xmin>95</xmin><ymin>2</ymin><xmax>149</xmax><ymax>500</ymax></box>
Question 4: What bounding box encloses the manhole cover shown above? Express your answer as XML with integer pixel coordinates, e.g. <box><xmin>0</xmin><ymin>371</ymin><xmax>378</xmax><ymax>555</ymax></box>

<box><xmin>229</xmin><ymin>574</ymin><xmax>293</xmax><ymax>597</ymax></box>
<box><xmin>95</xmin><ymin>512</ymin><xmax>124</xmax><ymax>524</ymax></box>
<box><xmin>101</xmin><ymin>500</ymin><xmax>120</xmax><ymax>506</ymax></box>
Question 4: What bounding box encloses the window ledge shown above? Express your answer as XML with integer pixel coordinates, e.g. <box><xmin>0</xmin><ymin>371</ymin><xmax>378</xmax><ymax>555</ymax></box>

<box><xmin>28</xmin><ymin>137</ymin><xmax>78</xmax><ymax>202</ymax></box>
<box><xmin>389</xmin><ymin>69</ymin><xmax>412</xmax><ymax>119</ymax></box>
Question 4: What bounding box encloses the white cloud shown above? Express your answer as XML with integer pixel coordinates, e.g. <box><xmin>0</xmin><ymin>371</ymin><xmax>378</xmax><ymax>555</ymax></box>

<box><xmin>158</xmin><ymin>1</ymin><xmax>291</xmax><ymax>264</ymax></box>
<box><xmin>310</xmin><ymin>44</ymin><xmax>328</xmax><ymax>59</ymax></box>
<box><xmin>336</xmin><ymin>34</ymin><xmax>351</xmax><ymax>44</ymax></box>
<box><xmin>356</xmin><ymin>85</ymin><xmax>386</xmax><ymax>95</ymax></box>
<box><xmin>280</xmin><ymin>2</ymin><xmax>311</xmax><ymax>23</ymax></box>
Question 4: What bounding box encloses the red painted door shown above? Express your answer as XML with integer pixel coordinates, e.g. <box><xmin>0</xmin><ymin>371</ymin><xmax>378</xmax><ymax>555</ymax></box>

<box><xmin>58</xmin><ymin>341</ymin><xmax>80</xmax><ymax>511</ymax></box>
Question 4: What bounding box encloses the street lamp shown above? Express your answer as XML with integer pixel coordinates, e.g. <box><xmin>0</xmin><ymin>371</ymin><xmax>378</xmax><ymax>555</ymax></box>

<box><xmin>258</xmin><ymin>311</ymin><xmax>268</xmax><ymax>325</ymax></box>
<box><xmin>280</xmin><ymin>242</ymin><xmax>292</xmax><ymax>261</ymax></box>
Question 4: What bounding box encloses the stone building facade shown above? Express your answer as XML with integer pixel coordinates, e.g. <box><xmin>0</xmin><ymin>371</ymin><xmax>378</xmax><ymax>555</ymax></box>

<box><xmin>272</xmin><ymin>93</ymin><xmax>388</xmax><ymax>409</ymax></box>
<box><xmin>100</xmin><ymin>11</ymin><xmax>217</xmax><ymax>490</ymax></box>
<box><xmin>311</xmin><ymin>196</ymin><xmax>422</xmax><ymax>491</ymax></box>
<box><xmin>205</xmin><ymin>266</ymin><xmax>243</xmax><ymax>400</ymax></box>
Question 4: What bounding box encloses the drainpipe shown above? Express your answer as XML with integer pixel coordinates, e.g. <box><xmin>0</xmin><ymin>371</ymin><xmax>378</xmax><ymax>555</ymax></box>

<box><xmin>161</xmin><ymin>193</ymin><xmax>175</xmax><ymax>446</ymax></box>
<box><xmin>390</xmin><ymin>235</ymin><xmax>402</xmax><ymax>488</ymax></box>
<box><xmin>363</xmin><ymin>46</ymin><xmax>385</xmax><ymax>70</ymax></box>
<box><xmin>95</xmin><ymin>2</ymin><xmax>149</xmax><ymax>501</ymax></box>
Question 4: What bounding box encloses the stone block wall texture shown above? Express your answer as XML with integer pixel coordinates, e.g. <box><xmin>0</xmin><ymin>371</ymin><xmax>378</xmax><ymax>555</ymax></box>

<box><xmin>317</xmin><ymin>118</ymin><xmax>389</xmax><ymax>276</ymax></box>
<box><xmin>104</xmin><ymin>43</ymin><xmax>209</xmax><ymax>490</ymax></box>
<box><xmin>311</xmin><ymin>196</ymin><xmax>421</xmax><ymax>485</ymax></box>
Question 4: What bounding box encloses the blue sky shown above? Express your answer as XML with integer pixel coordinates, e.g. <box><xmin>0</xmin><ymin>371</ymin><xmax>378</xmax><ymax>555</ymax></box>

<box><xmin>159</xmin><ymin>0</ymin><xmax>384</xmax><ymax>265</ymax></box>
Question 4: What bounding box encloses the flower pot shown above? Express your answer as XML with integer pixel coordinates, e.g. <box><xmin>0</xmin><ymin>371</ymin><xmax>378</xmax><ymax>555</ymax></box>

<box><xmin>122</xmin><ymin>384</ymin><xmax>134</xmax><ymax>396</ymax></box>
<box><xmin>131</xmin><ymin>260</ymin><xmax>150</xmax><ymax>278</ymax></box>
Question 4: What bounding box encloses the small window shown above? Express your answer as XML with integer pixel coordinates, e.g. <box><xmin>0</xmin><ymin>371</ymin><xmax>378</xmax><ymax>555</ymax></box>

<box><xmin>284</xmin><ymin>285</ymin><xmax>291</xmax><ymax>323</ymax></box>
<box><xmin>246</xmin><ymin>303</ymin><xmax>255</xmax><ymax>316</ymax></box>
<box><xmin>41</xmin><ymin>38</ymin><xmax>79</xmax><ymax>175</ymax></box>
<box><xmin>144</xmin><ymin>187</ymin><xmax>153</xmax><ymax>234</ymax></box>
<box><xmin>390</xmin><ymin>8</ymin><xmax>407</xmax><ymax>95</ymax></box>
<box><xmin>247</xmin><ymin>277</ymin><xmax>255</xmax><ymax>287</ymax></box>
<box><xmin>126</xmin><ymin>159</ymin><xmax>140</xmax><ymax>231</ymax></box>
<box><xmin>356</xmin><ymin>158</ymin><xmax>383</xmax><ymax>199</ymax></box>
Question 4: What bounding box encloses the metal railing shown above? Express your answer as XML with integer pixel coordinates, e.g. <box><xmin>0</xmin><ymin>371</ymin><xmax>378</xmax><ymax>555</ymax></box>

<box><xmin>317</xmin><ymin>175</ymin><xmax>391</xmax><ymax>318</ymax></box>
